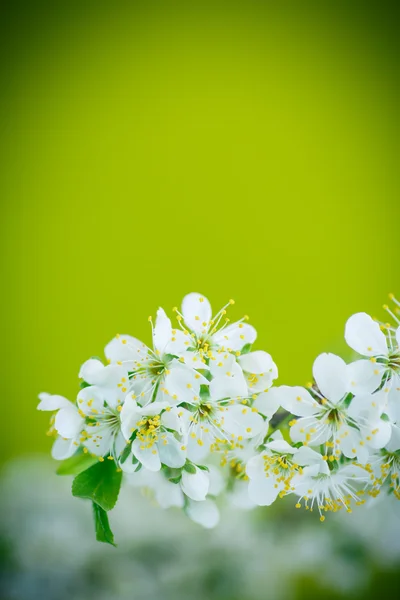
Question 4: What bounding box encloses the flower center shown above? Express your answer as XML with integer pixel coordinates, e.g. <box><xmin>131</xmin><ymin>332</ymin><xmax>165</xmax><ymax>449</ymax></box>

<box><xmin>263</xmin><ymin>453</ymin><xmax>299</xmax><ymax>497</ymax></box>
<box><xmin>136</xmin><ymin>414</ymin><xmax>162</xmax><ymax>448</ymax></box>
<box><xmin>146</xmin><ymin>360</ymin><xmax>166</xmax><ymax>378</ymax></box>
<box><xmin>197</xmin><ymin>401</ymin><xmax>214</xmax><ymax>419</ymax></box>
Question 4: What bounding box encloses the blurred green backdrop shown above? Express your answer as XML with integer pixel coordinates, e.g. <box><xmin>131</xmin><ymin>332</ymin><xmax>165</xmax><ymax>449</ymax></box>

<box><xmin>0</xmin><ymin>0</ymin><xmax>399</xmax><ymax>464</ymax></box>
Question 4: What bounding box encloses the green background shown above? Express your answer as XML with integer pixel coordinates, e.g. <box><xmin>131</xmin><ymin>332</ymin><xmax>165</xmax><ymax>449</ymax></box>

<box><xmin>1</xmin><ymin>0</ymin><xmax>399</xmax><ymax>465</ymax></box>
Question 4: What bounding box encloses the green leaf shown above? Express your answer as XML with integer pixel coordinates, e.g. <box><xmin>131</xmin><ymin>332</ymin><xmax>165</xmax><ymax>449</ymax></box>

<box><xmin>164</xmin><ymin>353</ymin><xmax>178</xmax><ymax>362</ymax></box>
<box><xmin>200</xmin><ymin>384</ymin><xmax>210</xmax><ymax>400</ymax></box>
<box><xmin>240</xmin><ymin>343</ymin><xmax>252</xmax><ymax>355</ymax></box>
<box><xmin>203</xmin><ymin>370</ymin><xmax>212</xmax><ymax>382</ymax></box>
<box><xmin>79</xmin><ymin>380</ymin><xmax>91</xmax><ymax>389</ymax></box>
<box><xmin>119</xmin><ymin>432</ymin><xmax>137</xmax><ymax>465</ymax></box>
<box><xmin>176</xmin><ymin>402</ymin><xmax>194</xmax><ymax>411</ymax></box>
<box><xmin>196</xmin><ymin>464</ymin><xmax>209</xmax><ymax>471</ymax></box>
<box><xmin>183</xmin><ymin>461</ymin><xmax>196</xmax><ymax>474</ymax></box>
<box><xmin>169</xmin><ymin>475</ymin><xmax>182</xmax><ymax>484</ymax></box>
<box><xmin>92</xmin><ymin>502</ymin><xmax>116</xmax><ymax>546</ymax></box>
<box><xmin>161</xmin><ymin>465</ymin><xmax>181</xmax><ymax>478</ymax></box>
<box><xmin>56</xmin><ymin>449</ymin><xmax>98</xmax><ymax>476</ymax></box>
<box><xmin>119</xmin><ymin>444</ymin><xmax>131</xmax><ymax>465</ymax></box>
<box><xmin>72</xmin><ymin>459</ymin><xmax>122</xmax><ymax>511</ymax></box>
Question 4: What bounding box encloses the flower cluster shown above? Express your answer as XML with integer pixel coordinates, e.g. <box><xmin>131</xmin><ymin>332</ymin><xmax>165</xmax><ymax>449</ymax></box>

<box><xmin>38</xmin><ymin>292</ymin><xmax>400</xmax><ymax>543</ymax></box>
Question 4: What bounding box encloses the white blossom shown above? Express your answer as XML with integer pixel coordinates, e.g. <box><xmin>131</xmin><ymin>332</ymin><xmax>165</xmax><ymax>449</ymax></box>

<box><xmin>291</xmin><ymin>463</ymin><xmax>371</xmax><ymax>519</ymax></box>
<box><xmin>37</xmin><ymin>290</ymin><xmax>400</xmax><ymax>540</ymax></box>
<box><xmin>38</xmin><ymin>393</ymin><xmax>84</xmax><ymax>460</ymax></box>
<box><xmin>273</xmin><ymin>353</ymin><xmax>391</xmax><ymax>464</ymax></box>
<box><xmin>174</xmin><ymin>293</ymin><xmax>257</xmax><ymax>359</ymax></box>
<box><xmin>105</xmin><ymin>307</ymin><xmax>208</xmax><ymax>406</ymax></box>
<box><xmin>120</xmin><ymin>399</ymin><xmax>186</xmax><ymax>472</ymax></box>
<box><xmin>246</xmin><ymin>433</ymin><xmax>328</xmax><ymax>506</ymax></box>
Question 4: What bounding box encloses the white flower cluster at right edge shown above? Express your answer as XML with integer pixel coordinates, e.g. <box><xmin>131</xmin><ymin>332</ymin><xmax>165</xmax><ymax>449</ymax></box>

<box><xmin>246</xmin><ymin>294</ymin><xmax>400</xmax><ymax>519</ymax></box>
<box><xmin>37</xmin><ymin>293</ymin><xmax>400</xmax><ymax>542</ymax></box>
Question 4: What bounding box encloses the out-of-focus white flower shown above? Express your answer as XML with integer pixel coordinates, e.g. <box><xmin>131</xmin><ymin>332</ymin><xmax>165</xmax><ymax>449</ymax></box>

<box><xmin>365</xmin><ymin>446</ymin><xmax>400</xmax><ymax>500</ymax></box>
<box><xmin>126</xmin><ymin>463</ymin><xmax>217</xmax><ymax>525</ymax></box>
<box><xmin>105</xmin><ymin>307</ymin><xmax>208</xmax><ymax>406</ymax></box>
<box><xmin>185</xmin><ymin>498</ymin><xmax>220</xmax><ymax>528</ymax></box>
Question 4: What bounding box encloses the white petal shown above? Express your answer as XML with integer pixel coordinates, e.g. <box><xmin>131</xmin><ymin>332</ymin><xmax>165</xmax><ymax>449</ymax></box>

<box><xmin>120</xmin><ymin>452</ymin><xmax>141</xmax><ymax>474</ymax></box>
<box><xmin>181</xmin><ymin>293</ymin><xmax>212</xmax><ymax>334</ymax></box>
<box><xmin>347</xmin><ymin>359</ymin><xmax>385</xmax><ymax>395</ymax></box>
<box><xmin>186</xmin><ymin>499</ymin><xmax>220</xmax><ymax>528</ymax></box>
<box><xmin>363</xmin><ymin>419</ymin><xmax>391</xmax><ymax>449</ymax></box>
<box><xmin>266</xmin><ymin>439</ymin><xmax>296</xmax><ymax>453</ymax></box>
<box><xmin>386</xmin><ymin>424</ymin><xmax>400</xmax><ymax>452</ymax></box>
<box><xmin>238</xmin><ymin>351</ymin><xmax>277</xmax><ymax>376</ymax></box>
<box><xmin>313</xmin><ymin>353</ymin><xmax>348</xmax><ymax>403</ymax></box>
<box><xmin>163</xmin><ymin>363</ymin><xmax>208</xmax><ymax>404</ymax></box>
<box><xmin>131</xmin><ymin>439</ymin><xmax>161</xmax><ymax>471</ymax></box>
<box><xmin>114</xmin><ymin>431</ymin><xmax>126</xmax><ymax>458</ymax></box>
<box><xmin>345</xmin><ymin>312</ymin><xmax>388</xmax><ymax>357</ymax></box>
<box><xmin>120</xmin><ymin>397</ymin><xmax>141</xmax><ymax>439</ymax></box>
<box><xmin>105</xmin><ymin>335</ymin><xmax>148</xmax><ymax>367</ymax></box>
<box><xmin>338</xmin><ymin>425</ymin><xmax>361</xmax><ymax>460</ymax></box>
<box><xmin>294</xmin><ymin>446</ymin><xmax>329</xmax><ymax>474</ymax></box>
<box><xmin>79</xmin><ymin>358</ymin><xmax>104</xmax><ymax>383</ymax></box>
<box><xmin>153</xmin><ymin>308</ymin><xmax>173</xmax><ymax>354</ymax></box>
<box><xmin>272</xmin><ymin>385</ymin><xmax>320</xmax><ymax>417</ymax></box>
<box><xmin>212</xmin><ymin>322</ymin><xmax>257</xmax><ymax>351</ymax></box>
<box><xmin>248</xmin><ymin>474</ymin><xmax>280</xmax><ymax>506</ymax></box>
<box><xmin>83</xmin><ymin>427</ymin><xmax>114</xmax><ymax>456</ymax></box>
<box><xmin>37</xmin><ymin>393</ymin><xmax>71</xmax><ymax>411</ymax></box>
<box><xmin>54</xmin><ymin>405</ymin><xmax>84</xmax><ymax>438</ymax></box>
<box><xmin>347</xmin><ymin>390</ymin><xmax>387</xmax><ymax>423</ymax></box>
<box><xmin>245</xmin><ymin>371</ymin><xmax>278</xmax><ymax>393</ymax></box>
<box><xmin>154</xmin><ymin>476</ymin><xmax>185</xmax><ymax>509</ymax></box>
<box><xmin>140</xmin><ymin>401</ymin><xmax>169</xmax><ymax>416</ymax></box>
<box><xmin>186</xmin><ymin>431</ymin><xmax>210</xmax><ymax>463</ymax></box>
<box><xmin>181</xmin><ymin>466</ymin><xmax>209</xmax><ymax>501</ymax></box>
<box><xmin>252</xmin><ymin>390</ymin><xmax>281</xmax><ymax>419</ymax></box>
<box><xmin>51</xmin><ymin>437</ymin><xmax>79</xmax><ymax>460</ymax></box>
<box><xmin>223</xmin><ymin>404</ymin><xmax>265</xmax><ymax>439</ymax></box>
<box><xmin>386</xmin><ymin>373</ymin><xmax>400</xmax><ymax>422</ymax></box>
<box><xmin>228</xmin><ymin>480</ymin><xmax>256</xmax><ymax>510</ymax></box>
<box><xmin>208</xmin><ymin>465</ymin><xmax>225</xmax><ymax>496</ymax></box>
<box><xmin>177</xmin><ymin>349</ymin><xmax>208</xmax><ymax>370</ymax></box>
<box><xmin>165</xmin><ymin>329</ymin><xmax>191</xmax><ymax>355</ymax></box>
<box><xmin>158</xmin><ymin>433</ymin><xmax>186</xmax><ymax>468</ymax></box>
<box><xmin>209</xmin><ymin>369</ymin><xmax>248</xmax><ymax>400</ymax></box>
<box><xmin>76</xmin><ymin>386</ymin><xmax>106</xmax><ymax>415</ymax></box>
<box><xmin>290</xmin><ymin>416</ymin><xmax>331</xmax><ymax>446</ymax></box>
<box><xmin>129</xmin><ymin>376</ymin><xmax>154</xmax><ymax>406</ymax></box>
<box><xmin>245</xmin><ymin>452</ymin><xmax>266</xmax><ymax>479</ymax></box>
<box><xmin>208</xmin><ymin>352</ymin><xmax>237</xmax><ymax>377</ymax></box>
<box><xmin>161</xmin><ymin>406</ymin><xmax>186</xmax><ymax>434</ymax></box>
